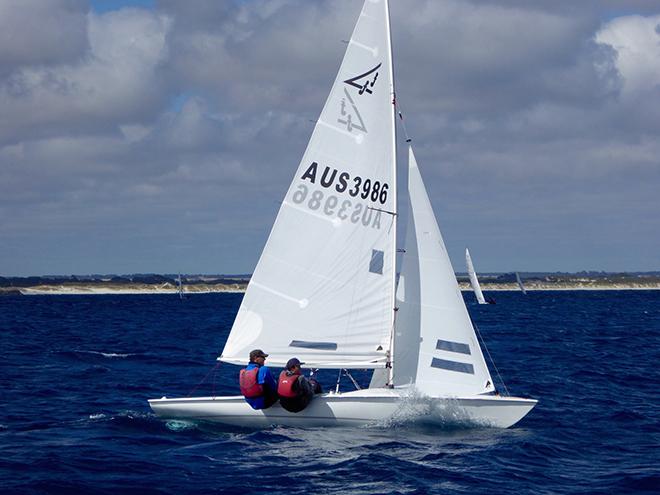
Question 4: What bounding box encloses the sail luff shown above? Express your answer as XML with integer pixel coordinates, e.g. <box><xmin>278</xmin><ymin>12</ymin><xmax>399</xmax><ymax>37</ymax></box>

<box><xmin>466</xmin><ymin>248</ymin><xmax>487</xmax><ymax>304</ymax></box>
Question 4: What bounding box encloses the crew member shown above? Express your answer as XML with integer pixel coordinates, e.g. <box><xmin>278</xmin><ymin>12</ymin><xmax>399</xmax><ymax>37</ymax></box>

<box><xmin>239</xmin><ymin>349</ymin><xmax>278</xmax><ymax>410</ymax></box>
<box><xmin>277</xmin><ymin>358</ymin><xmax>322</xmax><ymax>413</ymax></box>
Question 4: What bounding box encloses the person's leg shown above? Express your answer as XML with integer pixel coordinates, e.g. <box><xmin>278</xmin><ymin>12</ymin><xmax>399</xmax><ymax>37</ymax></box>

<box><xmin>263</xmin><ymin>389</ymin><xmax>279</xmax><ymax>408</ymax></box>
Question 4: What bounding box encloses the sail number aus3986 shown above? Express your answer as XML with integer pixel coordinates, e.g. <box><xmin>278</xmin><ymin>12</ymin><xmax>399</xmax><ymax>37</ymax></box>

<box><xmin>290</xmin><ymin>184</ymin><xmax>383</xmax><ymax>229</ymax></box>
<box><xmin>300</xmin><ymin>162</ymin><xmax>389</xmax><ymax>205</ymax></box>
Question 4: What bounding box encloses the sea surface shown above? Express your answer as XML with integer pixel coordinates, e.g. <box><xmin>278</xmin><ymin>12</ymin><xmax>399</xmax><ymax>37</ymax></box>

<box><xmin>1</xmin><ymin>291</ymin><xmax>658</xmax><ymax>494</ymax></box>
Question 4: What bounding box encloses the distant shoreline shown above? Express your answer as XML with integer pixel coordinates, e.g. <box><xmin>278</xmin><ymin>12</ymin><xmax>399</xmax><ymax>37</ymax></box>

<box><xmin>3</xmin><ymin>272</ymin><xmax>660</xmax><ymax>296</ymax></box>
<box><xmin>4</xmin><ymin>282</ymin><xmax>659</xmax><ymax>295</ymax></box>
<box><xmin>1</xmin><ymin>282</ymin><xmax>246</xmax><ymax>296</ymax></box>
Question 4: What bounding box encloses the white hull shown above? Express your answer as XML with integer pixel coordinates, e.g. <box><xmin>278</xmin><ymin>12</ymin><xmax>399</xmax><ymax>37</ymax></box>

<box><xmin>149</xmin><ymin>388</ymin><xmax>536</xmax><ymax>429</ymax></box>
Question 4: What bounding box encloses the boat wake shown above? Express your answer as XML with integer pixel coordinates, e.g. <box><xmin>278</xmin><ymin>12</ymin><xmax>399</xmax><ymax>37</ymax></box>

<box><xmin>74</xmin><ymin>349</ymin><xmax>135</xmax><ymax>358</ymax></box>
<box><xmin>165</xmin><ymin>420</ymin><xmax>198</xmax><ymax>432</ymax></box>
<box><xmin>372</xmin><ymin>390</ymin><xmax>488</xmax><ymax>430</ymax></box>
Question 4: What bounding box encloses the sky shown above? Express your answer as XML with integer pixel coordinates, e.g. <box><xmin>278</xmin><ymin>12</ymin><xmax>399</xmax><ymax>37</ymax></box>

<box><xmin>1</xmin><ymin>0</ymin><xmax>659</xmax><ymax>276</ymax></box>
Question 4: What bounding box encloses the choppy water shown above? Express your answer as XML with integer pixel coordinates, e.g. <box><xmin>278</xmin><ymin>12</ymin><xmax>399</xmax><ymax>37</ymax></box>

<box><xmin>1</xmin><ymin>291</ymin><xmax>658</xmax><ymax>494</ymax></box>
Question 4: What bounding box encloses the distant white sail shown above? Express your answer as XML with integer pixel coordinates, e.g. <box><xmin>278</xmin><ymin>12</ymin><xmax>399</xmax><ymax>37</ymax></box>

<box><xmin>465</xmin><ymin>248</ymin><xmax>487</xmax><ymax>305</ymax></box>
<box><xmin>516</xmin><ymin>272</ymin><xmax>527</xmax><ymax>295</ymax></box>
<box><xmin>392</xmin><ymin>147</ymin><xmax>494</xmax><ymax>396</ymax></box>
<box><xmin>220</xmin><ymin>0</ymin><xmax>397</xmax><ymax>369</ymax></box>
<box><xmin>177</xmin><ymin>274</ymin><xmax>184</xmax><ymax>300</ymax></box>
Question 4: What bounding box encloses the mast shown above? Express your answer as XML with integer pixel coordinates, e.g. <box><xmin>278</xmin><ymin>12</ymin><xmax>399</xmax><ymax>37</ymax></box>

<box><xmin>385</xmin><ymin>0</ymin><xmax>398</xmax><ymax>387</ymax></box>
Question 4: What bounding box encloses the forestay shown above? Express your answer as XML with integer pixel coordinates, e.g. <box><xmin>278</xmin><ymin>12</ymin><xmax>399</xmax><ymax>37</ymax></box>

<box><xmin>220</xmin><ymin>0</ymin><xmax>397</xmax><ymax>369</ymax></box>
<box><xmin>393</xmin><ymin>148</ymin><xmax>494</xmax><ymax>396</ymax></box>
<box><xmin>466</xmin><ymin>248</ymin><xmax>487</xmax><ymax>305</ymax></box>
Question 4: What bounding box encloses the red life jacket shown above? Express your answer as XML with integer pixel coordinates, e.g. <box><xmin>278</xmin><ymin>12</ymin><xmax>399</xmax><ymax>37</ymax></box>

<box><xmin>239</xmin><ymin>367</ymin><xmax>263</xmax><ymax>398</ymax></box>
<box><xmin>278</xmin><ymin>370</ymin><xmax>300</xmax><ymax>398</ymax></box>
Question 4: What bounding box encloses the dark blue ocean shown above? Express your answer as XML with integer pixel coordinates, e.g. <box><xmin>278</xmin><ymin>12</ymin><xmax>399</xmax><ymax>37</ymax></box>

<box><xmin>1</xmin><ymin>291</ymin><xmax>659</xmax><ymax>494</ymax></box>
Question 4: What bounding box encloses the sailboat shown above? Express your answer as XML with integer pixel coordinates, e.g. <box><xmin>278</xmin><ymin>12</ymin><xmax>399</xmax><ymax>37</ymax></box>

<box><xmin>465</xmin><ymin>248</ymin><xmax>487</xmax><ymax>305</ymax></box>
<box><xmin>177</xmin><ymin>273</ymin><xmax>185</xmax><ymax>300</ymax></box>
<box><xmin>515</xmin><ymin>272</ymin><xmax>527</xmax><ymax>295</ymax></box>
<box><xmin>149</xmin><ymin>0</ymin><xmax>536</xmax><ymax>428</ymax></box>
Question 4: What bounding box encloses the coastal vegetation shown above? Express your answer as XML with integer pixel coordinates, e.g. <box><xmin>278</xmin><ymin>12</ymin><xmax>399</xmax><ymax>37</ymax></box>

<box><xmin>1</xmin><ymin>272</ymin><xmax>659</xmax><ymax>295</ymax></box>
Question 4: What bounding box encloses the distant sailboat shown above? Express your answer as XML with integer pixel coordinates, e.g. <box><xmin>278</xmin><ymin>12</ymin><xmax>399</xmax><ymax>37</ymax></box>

<box><xmin>177</xmin><ymin>274</ymin><xmax>185</xmax><ymax>300</ymax></box>
<box><xmin>515</xmin><ymin>272</ymin><xmax>527</xmax><ymax>295</ymax></box>
<box><xmin>465</xmin><ymin>248</ymin><xmax>487</xmax><ymax>305</ymax></box>
<box><xmin>149</xmin><ymin>0</ymin><xmax>535</xmax><ymax>429</ymax></box>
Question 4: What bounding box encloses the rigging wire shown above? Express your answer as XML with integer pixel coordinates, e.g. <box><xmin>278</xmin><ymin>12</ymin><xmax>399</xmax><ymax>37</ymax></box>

<box><xmin>344</xmin><ymin>369</ymin><xmax>362</xmax><ymax>390</ymax></box>
<box><xmin>187</xmin><ymin>361</ymin><xmax>222</xmax><ymax>398</ymax></box>
<box><xmin>212</xmin><ymin>363</ymin><xmax>219</xmax><ymax>399</ymax></box>
<box><xmin>471</xmin><ymin>317</ymin><xmax>510</xmax><ymax>397</ymax></box>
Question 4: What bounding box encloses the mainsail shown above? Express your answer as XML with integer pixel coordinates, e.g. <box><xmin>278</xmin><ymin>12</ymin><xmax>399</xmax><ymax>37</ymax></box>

<box><xmin>393</xmin><ymin>147</ymin><xmax>494</xmax><ymax>396</ymax></box>
<box><xmin>220</xmin><ymin>0</ymin><xmax>397</xmax><ymax>369</ymax></box>
<box><xmin>516</xmin><ymin>272</ymin><xmax>527</xmax><ymax>295</ymax></box>
<box><xmin>466</xmin><ymin>248</ymin><xmax>487</xmax><ymax>305</ymax></box>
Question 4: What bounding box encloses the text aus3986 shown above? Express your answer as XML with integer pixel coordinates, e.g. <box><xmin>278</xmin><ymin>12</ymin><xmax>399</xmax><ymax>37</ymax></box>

<box><xmin>289</xmin><ymin>161</ymin><xmax>390</xmax><ymax>229</ymax></box>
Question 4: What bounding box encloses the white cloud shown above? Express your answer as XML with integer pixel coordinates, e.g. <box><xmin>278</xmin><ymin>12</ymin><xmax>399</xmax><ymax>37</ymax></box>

<box><xmin>0</xmin><ymin>7</ymin><xmax>171</xmax><ymax>145</ymax></box>
<box><xmin>596</xmin><ymin>14</ymin><xmax>660</xmax><ymax>96</ymax></box>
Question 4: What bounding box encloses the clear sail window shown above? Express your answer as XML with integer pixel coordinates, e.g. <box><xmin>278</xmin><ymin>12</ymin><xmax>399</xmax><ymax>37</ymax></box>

<box><xmin>369</xmin><ymin>249</ymin><xmax>384</xmax><ymax>274</ymax></box>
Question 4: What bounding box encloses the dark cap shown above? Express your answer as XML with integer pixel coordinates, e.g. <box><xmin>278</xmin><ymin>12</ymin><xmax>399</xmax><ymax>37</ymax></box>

<box><xmin>286</xmin><ymin>357</ymin><xmax>304</xmax><ymax>370</ymax></box>
<box><xmin>249</xmin><ymin>349</ymin><xmax>268</xmax><ymax>361</ymax></box>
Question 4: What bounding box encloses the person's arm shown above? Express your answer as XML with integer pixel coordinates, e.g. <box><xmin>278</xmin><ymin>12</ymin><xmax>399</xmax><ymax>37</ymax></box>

<box><xmin>299</xmin><ymin>376</ymin><xmax>313</xmax><ymax>395</ymax></box>
<box><xmin>260</xmin><ymin>366</ymin><xmax>278</xmax><ymax>391</ymax></box>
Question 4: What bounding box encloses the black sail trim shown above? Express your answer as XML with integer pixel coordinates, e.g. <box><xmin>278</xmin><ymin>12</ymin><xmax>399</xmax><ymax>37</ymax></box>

<box><xmin>436</xmin><ymin>339</ymin><xmax>471</xmax><ymax>355</ymax></box>
<box><xmin>431</xmin><ymin>358</ymin><xmax>474</xmax><ymax>374</ymax></box>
